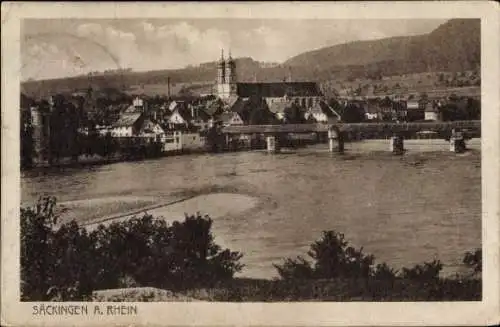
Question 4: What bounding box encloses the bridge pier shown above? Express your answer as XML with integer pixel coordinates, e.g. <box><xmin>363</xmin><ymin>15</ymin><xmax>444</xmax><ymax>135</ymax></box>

<box><xmin>450</xmin><ymin>129</ymin><xmax>466</xmax><ymax>153</ymax></box>
<box><xmin>266</xmin><ymin>135</ymin><xmax>280</xmax><ymax>154</ymax></box>
<box><xmin>390</xmin><ymin>134</ymin><xmax>404</xmax><ymax>155</ymax></box>
<box><xmin>328</xmin><ymin>127</ymin><xmax>344</xmax><ymax>154</ymax></box>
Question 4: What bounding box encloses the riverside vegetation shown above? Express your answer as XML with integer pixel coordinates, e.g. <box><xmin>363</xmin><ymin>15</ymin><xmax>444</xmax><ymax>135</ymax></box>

<box><xmin>21</xmin><ymin>197</ymin><xmax>481</xmax><ymax>302</ymax></box>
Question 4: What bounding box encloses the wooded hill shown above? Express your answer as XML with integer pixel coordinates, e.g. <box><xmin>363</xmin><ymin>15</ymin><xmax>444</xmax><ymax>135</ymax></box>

<box><xmin>285</xmin><ymin>19</ymin><xmax>480</xmax><ymax>80</ymax></box>
<box><xmin>21</xmin><ymin>19</ymin><xmax>480</xmax><ymax>98</ymax></box>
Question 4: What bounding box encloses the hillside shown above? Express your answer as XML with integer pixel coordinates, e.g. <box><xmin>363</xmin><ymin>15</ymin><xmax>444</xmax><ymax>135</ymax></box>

<box><xmin>21</xmin><ymin>19</ymin><xmax>480</xmax><ymax>98</ymax></box>
<box><xmin>285</xmin><ymin>19</ymin><xmax>480</xmax><ymax>76</ymax></box>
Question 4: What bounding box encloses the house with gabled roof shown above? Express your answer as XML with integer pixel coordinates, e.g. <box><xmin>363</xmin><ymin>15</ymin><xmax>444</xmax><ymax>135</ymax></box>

<box><xmin>138</xmin><ymin>119</ymin><xmax>165</xmax><ymax>141</ymax></box>
<box><xmin>110</xmin><ymin>112</ymin><xmax>144</xmax><ymax>137</ymax></box>
<box><xmin>217</xmin><ymin>111</ymin><xmax>244</xmax><ymax>127</ymax></box>
<box><xmin>167</xmin><ymin>106</ymin><xmax>192</xmax><ymax>128</ymax></box>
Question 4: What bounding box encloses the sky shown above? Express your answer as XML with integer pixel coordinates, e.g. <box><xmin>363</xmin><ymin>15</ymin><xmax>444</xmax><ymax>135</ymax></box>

<box><xmin>21</xmin><ymin>18</ymin><xmax>447</xmax><ymax>81</ymax></box>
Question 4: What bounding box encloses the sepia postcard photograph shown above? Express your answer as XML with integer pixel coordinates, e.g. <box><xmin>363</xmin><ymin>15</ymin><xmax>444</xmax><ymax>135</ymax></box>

<box><xmin>1</xmin><ymin>2</ymin><xmax>499</xmax><ymax>326</ymax></box>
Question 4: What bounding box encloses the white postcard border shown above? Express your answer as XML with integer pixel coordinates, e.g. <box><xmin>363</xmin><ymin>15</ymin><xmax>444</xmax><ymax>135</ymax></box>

<box><xmin>2</xmin><ymin>2</ymin><xmax>499</xmax><ymax>326</ymax></box>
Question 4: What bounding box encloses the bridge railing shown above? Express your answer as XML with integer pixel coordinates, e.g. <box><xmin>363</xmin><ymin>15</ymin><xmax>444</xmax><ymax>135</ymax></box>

<box><xmin>339</xmin><ymin>120</ymin><xmax>481</xmax><ymax>133</ymax></box>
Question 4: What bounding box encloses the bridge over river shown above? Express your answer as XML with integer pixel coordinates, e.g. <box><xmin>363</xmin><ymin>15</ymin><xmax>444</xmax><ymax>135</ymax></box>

<box><xmin>221</xmin><ymin>120</ymin><xmax>481</xmax><ymax>135</ymax></box>
<box><xmin>220</xmin><ymin>120</ymin><xmax>481</xmax><ymax>154</ymax></box>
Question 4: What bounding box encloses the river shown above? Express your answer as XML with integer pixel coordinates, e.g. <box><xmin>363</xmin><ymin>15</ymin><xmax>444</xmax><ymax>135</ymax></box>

<box><xmin>21</xmin><ymin>140</ymin><xmax>482</xmax><ymax>279</ymax></box>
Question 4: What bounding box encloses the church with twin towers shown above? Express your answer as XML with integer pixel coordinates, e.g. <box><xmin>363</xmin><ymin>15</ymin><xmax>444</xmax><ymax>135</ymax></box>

<box><xmin>216</xmin><ymin>49</ymin><xmax>238</xmax><ymax>100</ymax></box>
<box><xmin>215</xmin><ymin>49</ymin><xmax>324</xmax><ymax>108</ymax></box>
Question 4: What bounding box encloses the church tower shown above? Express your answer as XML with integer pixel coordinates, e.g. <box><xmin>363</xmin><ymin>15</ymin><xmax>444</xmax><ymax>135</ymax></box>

<box><xmin>225</xmin><ymin>50</ymin><xmax>236</xmax><ymax>85</ymax></box>
<box><xmin>217</xmin><ymin>49</ymin><xmax>225</xmax><ymax>85</ymax></box>
<box><xmin>216</xmin><ymin>49</ymin><xmax>237</xmax><ymax>100</ymax></box>
<box><xmin>216</xmin><ymin>49</ymin><xmax>226</xmax><ymax>98</ymax></box>
<box><xmin>225</xmin><ymin>50</ymin><xmax>237</xmax><ymax>97</ymax></box>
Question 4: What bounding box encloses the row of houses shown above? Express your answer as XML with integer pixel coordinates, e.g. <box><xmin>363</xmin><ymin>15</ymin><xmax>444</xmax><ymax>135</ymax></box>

<box><xmin>102</xmin><ymin>95</ymin><xmax>340</xmax><ymax>133</ymax></box>
<box><xmin>98</xmin><ymin>95</ymin><xmax>445</xmax><ymax>149</ymax></box>
<box><xmin>349</xmin><ymin>98</ymin><xmax>442</xmax><ymax>122</ymax></box>
<box><xmin>84</xmin><ymin>93</ymin><xmax>341</xmax><ymax>153</ymax></box>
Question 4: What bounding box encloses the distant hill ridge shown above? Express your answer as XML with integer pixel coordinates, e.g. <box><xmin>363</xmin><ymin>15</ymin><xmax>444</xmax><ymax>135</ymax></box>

<box><xmin>285</xmin><ymin>19</ymin><xmax>480</xmax><ymax>73</ymax></box>
<box><xmin>22</xmin><ymin>19</ymin><xmax>479</xmax><ymax>98</ymax></box>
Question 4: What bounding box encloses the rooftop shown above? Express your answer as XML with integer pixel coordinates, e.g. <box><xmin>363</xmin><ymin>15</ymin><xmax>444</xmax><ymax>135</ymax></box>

<box><xmin>112</xmin><ymin>112</ymin><xmax>142</xmax><ymax>128</ymax></box>
<box><xmin>309</xmin><ymin>101</ymin><xmax>342</xmax><ymax>119</ymax></box>
<box><xmin>236</xmin><ymin>82</ymin><xmax>322</xmax><ymax>98</ymax></box>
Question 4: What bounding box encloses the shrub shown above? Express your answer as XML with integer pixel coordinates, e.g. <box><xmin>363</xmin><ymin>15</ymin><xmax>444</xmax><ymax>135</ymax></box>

<box><xmin>272</xmin><ymin>230</ymin><xmax>481</xmax><ymax>301</ymax></box>
<box><xmin>273</xmin><ymin>256</ymin><xmax>314</xmax><ymax>280</ymax></box>
<box><xmin>372</xmin><ymin>262</ymin><xmax>398</xmax><ymax>280</ymax></box>
<box><xmin>20</xmin><ymin>197</ymin><xmax>243</xmax><ymax>301</ymax></box>
<box><xmin>463</xmin><ymin>249</ymin><xmax>482</xmax><ymax>275</ymax></box>
<box><xmin>400</xmin><ymin>259</ymin><xmax>443</xmax><ymax>282</ymax></box>
<box><xmin>274</xmin><ymin>231</ymin><xmax>375</xmax><ymax>280</ymax></box>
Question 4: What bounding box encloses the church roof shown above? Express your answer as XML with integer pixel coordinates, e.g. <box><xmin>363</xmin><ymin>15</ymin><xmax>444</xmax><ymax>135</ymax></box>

<box><xmin>236</xmin><ymin>82</ymin><xmax>322</xmax><ymax>98</ymax></box>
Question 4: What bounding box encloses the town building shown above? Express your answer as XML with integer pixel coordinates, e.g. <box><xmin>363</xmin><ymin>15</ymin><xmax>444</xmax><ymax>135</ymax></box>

<box><xmin>166</xmin><ymin>107</ymin><xmax>192</xmax><ymax>129</ymax></box>
<box><xmin>218</xmin><ymin>111</ymin><xmax>245</xmax><ymax>127</ymax></box>
<box><xmin>110</xmin><ymin>100</ymin><xmax>166</xmax><ymax>142</ymax></box>
<box><xmin>425</xmin><ymin>103</ymin><xmax>441</xmax><ymax>121</ymax></box>
<box><xmin>110</xmin><ymin>112</ymin><xmax>144</xmax><ymax>137</ymax></box>
<box><xmin>406</xmin><ymin>100</ymin><xmax>426</xmax><ymax>121</ymax></box>
<box><xmin>162</xmin><ymin>130</ymin><xmax>206</xmax><ymax>153</ymax></box>
<box><xmin>363</xmin><ymin>99</ymin><xmax>383</xmax><ymax>121</ymax></box>
<box><xmin>305</xmin><ymin>101</ymin><xmax>341</xmax><ymax>123</ymax></box>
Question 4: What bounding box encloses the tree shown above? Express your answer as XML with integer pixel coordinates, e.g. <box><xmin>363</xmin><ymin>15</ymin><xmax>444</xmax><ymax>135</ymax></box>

<box><xmin>284</xmin><ymin>103</ymin><xmax>306</xmax><ymax>124</ymax></box>
<box><xmin>328</xmin><ymin>98</ymin><xmax>344</xmax><ymax>114</ymax></box>
<box><xmin>20</xmin><ymin>105</ymin><xmax>34</xmax><ymax>169</ymax></box>
<box><xmin>274</xmin><ymin>231</ymin><xmax>375</xmax><ymax>280</ymax></box>
<box><xmin>400</xmin><ymin>260</ymin><xmax>443</xmax><ymax>282</ymax></box>
<box><xmin>245</xmin><ymin>96</ymin><xmax>277</xmax><ymax>125</ymax></box>
<box><xmin>274</xmin><ymin>256</ymin><xmax>314</xmax><ymax>280</ymax></box>
<box><xmin>463</xmin><ymin>249</ymin><xmax>481</xmax><ymax>275</ymax></box>
<box><xmin>21</xmin><ymin>197</ymin><xmax>96</xmax><ymax>301</ymax></box>
<box><xmin>419</xmin><ymin>92</ymin><xmax>429</xmax><ymax>102</ymax></box>
<box><xmin>205</xmin><ymin>125</ymin><xmax>225</xmax><ymax>153</ymax></box>
<box><xmin>20</xmin><ymin>197</ymin><xmax>244</xmax><ymax>300</ymax></box>
<box><xmin>339</xmin><ymin>102</ymin><xmax>365</xmax><ymax>123</ymax></box>
<box><xmin>465</xmin><ymin>97</ymin><xmax>481</xmax><ymax>120</ymax></box>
